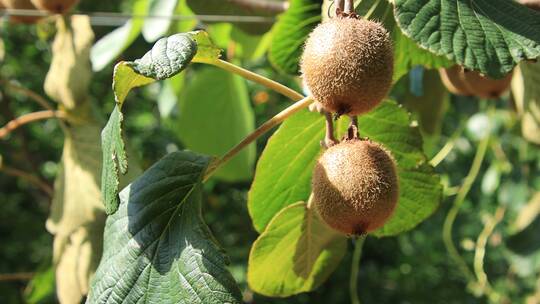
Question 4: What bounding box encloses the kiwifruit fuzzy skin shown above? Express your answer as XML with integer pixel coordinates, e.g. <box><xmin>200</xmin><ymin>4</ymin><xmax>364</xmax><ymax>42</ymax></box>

<box><xmin>462</xmin><ymin>70</ymin><xmax>513</xmax><ymax>99</ymax></box>
<box><xmin>2</xmin><ymin>0</ymin><xmax>41</xmax><ymax>23</ymax></box>
<box><xmin>301</xmin><ymin>17</ymin><xmax>393</xmax><ymax>116</ymax></box>
<box><xmin>30</xmin><ymin>0</ymin><xmax>78</xmax><ymax>13</ymax></box>
<box><xmin>439</xmin><ymin>66</ymin><xmax>472</xmax><ymax>96</ymax></box>
<box><xmin>312</xmin><ymin>139</ymin><xmax>399</xmax><ymax>235</ymax></box>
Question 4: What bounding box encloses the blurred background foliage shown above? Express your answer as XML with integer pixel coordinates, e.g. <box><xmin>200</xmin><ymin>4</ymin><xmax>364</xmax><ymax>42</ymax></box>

<box><xmin>1</xmin><ymin>0</ymin><xmax>540</xmax><ymax>303</ymax></box>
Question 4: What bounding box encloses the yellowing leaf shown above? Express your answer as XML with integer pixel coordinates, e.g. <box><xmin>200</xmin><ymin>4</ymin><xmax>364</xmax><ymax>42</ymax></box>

<box><xmin>44</xmin><ymin>16</ymin><xmax>94</xmax><ymax>109</ymax></box>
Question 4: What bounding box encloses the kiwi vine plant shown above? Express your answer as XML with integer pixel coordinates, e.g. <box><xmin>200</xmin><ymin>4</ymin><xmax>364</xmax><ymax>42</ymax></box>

<box><xmin>1</xmin><ymin>0</ymin><xmax>540</xmax><ymax>303</ymax></box>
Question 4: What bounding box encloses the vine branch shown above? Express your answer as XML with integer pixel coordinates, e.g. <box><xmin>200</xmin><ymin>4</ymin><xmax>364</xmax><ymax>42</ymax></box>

<box><xmin>0</xmin><ymin>110</ymin><xmax>66</xmax><ymax>139</ymax></box>
<box><xmin>1</xmin><ymin>79</ymin><xmax>54</xmax><ymax>110</ymax></box>
<box><xmin>474</xmin><ymin>206</ymin><xmax>506</xmax><ymax>302</ymax></box>
<box><xmin>203</xmin><ymin>96</ymin><xmax>313</xmax><ymax>181</ymax></box>
<box><xmin>0</xmin><ymin>164</ymin><xmax>53</xmax><ymax>197</ymax></box>
<box><xmin>442</xmin><ymin>134</ymin><xmax>490</xmax><ymax>283</ymax></box>
<box><xmin>0</xmin><ymin>272</ymin><xmax>34</xmax><ymax>282</ymax></box>
<box><xmin>430</xmin><ymin>126</ymin><xmax>464</xmax><ymax>167</ymax></box>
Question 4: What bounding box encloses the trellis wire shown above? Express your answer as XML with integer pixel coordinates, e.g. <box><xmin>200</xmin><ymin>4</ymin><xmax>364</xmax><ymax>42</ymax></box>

<box><xmin>0</xmin><ymin>9</ymin><xmax>275</xmax><ymax>27</ymax></box>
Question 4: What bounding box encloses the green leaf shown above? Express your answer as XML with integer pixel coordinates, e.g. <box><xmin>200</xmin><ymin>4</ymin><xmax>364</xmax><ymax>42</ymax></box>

<box><xmin>90</xmin><ymin>0</ymin><xmax>148</xmax><ymax>71</ymax></box>
<box><xmin>191</xmin><ymin>30</ymin><xmax>222</xmax><ymax>63</ymax></box>
<box><xmin>394</xmin><ymin>0</ymin><xmax>540</xmax><ymax>78</ymax></box>
<box><xmin>112</xmin><ymin>63</ymin><xmax>155</xmax><ymax>106</ymax></box>
<box><xmin>175</xmin><ymin>66</ymin><xmax>255</xmax><ymax>182</ymax></box>
<box><xmin>126</xmin><ymin>33</ymin><xmax>197</xmax><ymax>80</ymax></box>
<box><xmin>268</xmin><ymin>0</ymin><xmax>322</xmax><ymax>75</ymax></box>
<box><xmin>103</xmin><ymin>31</ymin><xmax>214</xmax><ymax>213</ymax></box>
<box><xmin>24</xmin><ymin>265</ymin><xmax>55</xmax><ymax>304</ymax></box>
<box><xmin>88</xmin><ymin>151</ymin><xmax>242</xmax><ymax>304</ymax></box>
<box><xmin>248</xmin><ymin>202</ymin><xmax>347</xmax><ymax>297</ymax></box>
<box><xmin>142</xmin><ymin>0</ymin><xmax>180</xmax><ymax>42</ymax></box>
<box><xmin>101</xmin><ymin>106</ymin><xmax>128</xmax><ymax>214</ymax></box>
<box><xmin>248</xmin><ymin>100</ymin><xmax>442</xmax><ymax>236</ymax></box>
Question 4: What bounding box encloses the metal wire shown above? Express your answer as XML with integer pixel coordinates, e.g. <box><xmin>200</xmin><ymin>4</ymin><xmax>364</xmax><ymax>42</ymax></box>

<box><xmin>0</xmin><ymin>9</ymin><xmax>275</xmax><ymax>27</ymax></box>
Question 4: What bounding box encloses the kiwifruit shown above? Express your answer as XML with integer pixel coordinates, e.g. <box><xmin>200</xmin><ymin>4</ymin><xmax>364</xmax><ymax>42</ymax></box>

<box><xmin>462</xmin><ymin>70</ymin><xmax>513</xmax><ymax>99</ymax></box>
<box><xmin>440</xmin><ymin>65</ymin><xmax>512</xmax><ymax>98</ymax></box>
<box><xmin>301</xmin><ymin>17</ymin><xmax>394</xmax><ymax>116</ymax></box>
<box><xmin>312</xmin><ymin>139</ymin><xmax>399</xmax><ymax>235</ymax></box>
<box><xmin>2</xmin><ymin>0</ymin><xmax>41</xmax><ymax>23</ymax></box>
<box><xmin>439</xmin><ymin>65</ymin><xmax>472</xmax><ymax>96</ymax></box>
<box><xmin>30</xmin><ymin>0</ymin><xmax>78</xmax><ymax>14</ymax></box>
<box><xmin>519</xmin><ymin>0</ymin><xmax>540</xmax><ymax>11</ymax></box>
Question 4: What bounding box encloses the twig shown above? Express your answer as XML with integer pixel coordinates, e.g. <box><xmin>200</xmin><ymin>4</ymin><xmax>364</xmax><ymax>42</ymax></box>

<box><xmin>474</xmin><ymin>206</ymin><xmax>506</xmax><ymax>302</ymax></box>
<box><xmin>0</xmin><ymin>165</ymin><xmax>54</xmax><ymax>197</ymax></box>
<box><xmin>0</xmin><ymin>80</ymin><xmax>54</xmax><ymax>111</ymax></box>
<box><xmin>0</xmin><ymin>272</ymin><xmax>34</xmax><ymax>282</ymax></box>
<box><xmin>228</xmin><ymin>0</ymin><xmax>289</xmax><ymax>13</ymax></box>
<box><xmin>203</xmin><ymin>96</ymin><xmax>313</xmax><ymax>181</ymax></box>
<box><xmin>0</xmin><ymin>110</ymin><xmax>66</xmax><ymax>139</ymax></box>
<box><xmin>350</xmin><ymin>236</ymin><xmax>366</xmax><ymax>304</ymax></box>
<box><xmin>442</xmin><ymin>135</ymin><xmax>490</xmax><ymax>283</ymax></box>
<box><xmin>430</xmin><ymin>126</ymin><xmax>464</xmax><ymax>167</ymax></box>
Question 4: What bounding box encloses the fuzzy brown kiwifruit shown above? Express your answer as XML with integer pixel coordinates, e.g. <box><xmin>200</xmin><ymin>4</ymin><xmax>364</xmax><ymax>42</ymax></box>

<box><xmin>462</xmin><ymin>70</ymin><xmax>513</xmax><ymax>99</ymax></box>
<box><xmin>519</xmin><ymin>0</ymin><xmax>540</xmax><ymax>11</ymax></box>
<box><xmin>2</xmin><ymin>0</ymin><xmax>41</xmax><ymax>23</ymax></box>
<box><xmin>438</xmin><ymin>65</ymin><xmax>472</xmax><ymax>96</ymax></box>
<box><xmin>301</xmin><ymin>17</ymin><xmax>394</xmax><ymax>116</ymax></box>
<box><xmin>312</xmin><ymin>139</ymin><xmax>399</xmax><ymax>235</ymax></box>
<box><xmin>30</xmin><ymin>0</ymin><xmax>78</xmax><ymax>14</ymax></box>
<box><xmin>440</xmin><ymin>65</ymin><xmax>512</xmax><ymax>98</ymax></box>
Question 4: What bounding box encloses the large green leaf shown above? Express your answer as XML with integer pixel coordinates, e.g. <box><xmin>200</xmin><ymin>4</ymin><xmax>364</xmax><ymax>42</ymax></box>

<box><xmin>268</xmin><ymin>0</ymin><xmax>322</xmax><ymax>75</ymax></box>
<box><xmin>355</xmin><ymin>0</ymin><xmax>451</xmax><ymax>81</ymax></box>
<box><xmin>248</xmin><ymin>100</ymin><xmax>442</xmax><ymax>236</ymax></box>
<box><xmin>101</xmin><ymin>31</ymin><xmax>220</xmax><ymax>214</ymax></box>
<box><xmin>248</xmin><ymin>202</ymin><xmax>347</xmax><ymax>297</ymax></box>
<box><xmin>175</xmin><ymin>66</ymin><xmax>255</xmax><ymax>182</ymax></box>
<box><xmin>394</xmin><ymin>0</ymin><xmax>540</xmax><ymax>78</ymax></box>
<box><xmin>88</xmin><ymin>151</ymin><xmax>242</xmax><ymax>304</ymax></box>
<box><xmin>90</xmin><ymin>0</ymin><xmax>148</xmax><ymax>71</ymax></box>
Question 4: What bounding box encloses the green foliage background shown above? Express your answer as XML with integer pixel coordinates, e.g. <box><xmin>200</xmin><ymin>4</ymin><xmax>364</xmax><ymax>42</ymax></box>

<box><xmin>1</xmin><ymin>0</ymin><xmax>540</xmax><ymax>303</ymax></box>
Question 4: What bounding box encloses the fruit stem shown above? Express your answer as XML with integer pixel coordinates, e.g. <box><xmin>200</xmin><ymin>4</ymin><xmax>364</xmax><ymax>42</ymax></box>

<box><xmin>347</xmin><ymin>116</ymin><xmax>359</xmax><ymax>140</ymax></box>
<box><xmin>350</xmin><ymin>236</ymin><xmax>366</xmax><ymax>304</ymax></box>
<box><xmin>344</xmin><ymin>0</ymin><xmax>354</xmax><ymax>14</ymax></box>
<box><xmin>323</xmin><ymin>111</ymin><xmax>338</xmax><ymax>148</ymax></box>
<box><xmin>209</xmin><ymin>59</ymin><xmax>304</xmax><ymax>101</ymax></box>
<box><xmin>442</xmin><ymin>134</ymin><xmax>490</xmax><ymax>284</ymax></box>
<box><xmin>203</xmin><ymin>96</ymin><xmax>314</xmax><ymax>181</ymax></box>
<box><xmin>335</xmin><ymin>0</ymin><xmax>345</xmax><ymax>15</ymax></box>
